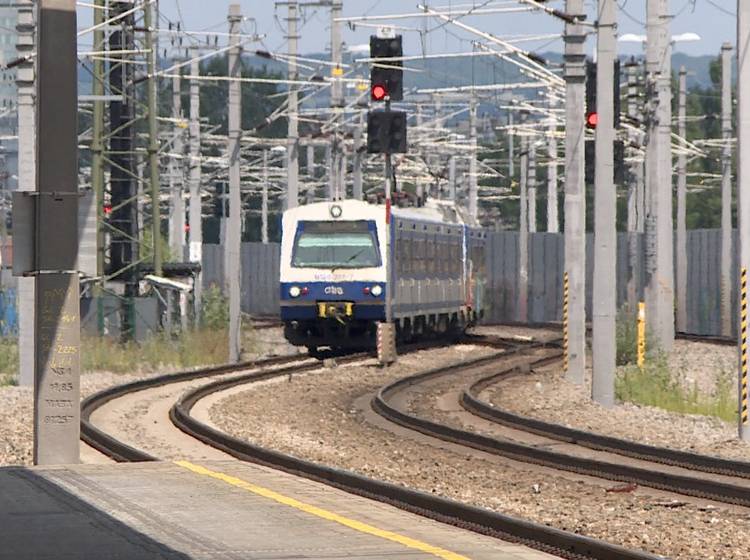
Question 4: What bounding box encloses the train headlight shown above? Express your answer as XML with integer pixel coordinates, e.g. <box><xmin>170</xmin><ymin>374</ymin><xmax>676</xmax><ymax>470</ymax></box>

<box><xmin>289</xmin><ymin>286</ymin><xmax>301</xmax><ymax>298</ymax></box>
<box><xmin>371</xmin><ymin>285</ymin><xmax>383</xmax><ymax>297</ymax></box>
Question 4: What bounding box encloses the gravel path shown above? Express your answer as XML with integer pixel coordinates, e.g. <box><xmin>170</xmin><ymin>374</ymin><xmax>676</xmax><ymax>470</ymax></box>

<box><xmin>488</xmin><ymin>340</ymin><xmax>750</xmax><ymax>461</ymax></box>
<box><xmin>209</xmin><ymin>343</ymin><xmax>750</xmax><ymax>560</ymax></box>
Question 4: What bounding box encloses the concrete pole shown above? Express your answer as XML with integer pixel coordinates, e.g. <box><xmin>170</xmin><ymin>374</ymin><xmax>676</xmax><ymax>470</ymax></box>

<box><xmin>675</xmin><ymin>66</ymin><xmax>688</xmax><ymax>333</ymax></box>
<box><xmin>262</xmin><ymin>149</ymin><xmax>269</xmax><ymax>244</ymax></box>
<box><xmin>353</xmin><ymin>112</ymin><xmax>364</xmax><ymax>200</ymax></box>
<box><xmin>547</xmin><ymin>98</ymin><xmax>559</xmax><ymax>232</ymax></box>
<box><xmin>35</xmin><ymin>0</ymin><xmax>80</xmax><ymax>464</ymax></box>
<box><xmin>626</xmin><ymin>59</ymin><xmax>642</xmax><ymax>312</ymax></box>
<box><xmin>16</xmin><ymin>0</ymin><xmax>35</xmax><ymax>387</ymax></box>
<box><xmin>91</xmin><ymin>0</ymin><xmax>105</xmax><ymax>334</ymax></box>
<box><xmin>519</xmin><ymin>111</ymin><xmax>529</xmax><ymax>323</ymax></box>
<box><xmin>188</xmin><ymin>55</ymin><xmax>203</xmax><ymax>324</ymax></box>
<box><xmin>144</xmin><ymin>1</ymin><xmax>161</xmax><ymax>276</ymax></box>
<box><xmin>469</xmin><ymin>95</ymin><xmax>478</xmax><ymax>221</ymax></box>
<box><xmin>448</xmin><ymin>156</ymin><xmax>456</xmax><ymax>201</ymax></box>
<box><xmin>286</xmin><ymin>1</ymin><xmax>299</xmax><ymax>209</ymax></box>
<box><xmin>591</xmin><ymin>0</ymin><xmax>617</xmax><ymax>408</ymax></box>
<box><xmin>169</xmin><ymin>73</ymin><xmax>186</xmax><ymax>261</ymax></box>
<box><xmin>227</xmin><ymin>5</ymin><xmax>242</xmax><ymax>363</ymax></box>
<box><xmin>528</xmin><ymin>139</ymin><xmax>537</xmax><ymax>232</ymax></box>
<box><xmin>326</xmin><ymin>144</ymin><xmax>334</xmax><ymax>199</ymax></box>
<box><xmin>721</xmin><ymin>43</ymin><xmax>734</xmax><ymax>337</ymax></box>
<box><xmin>645</xmin><ymin>0</ymin><xmax>674</xmax><ymax>352</ymax></box>
<box><xmin>563</xmin><ymin>0</ymin><xmax>587</xmax><ymax>384</ymax></box>
<box><xmin>735</xmin><ymin>0</ymin><xmax>750</xmax><ymax>441</ymax></box>
<box><xmin>507</xmin><ymin>111</ymin><xmax>515</xmax><ymax>181</ymax></box>
<box><xmin>306</xmin><ymin>143</ymin><xmax>315</xmax><ymax>177</ymax></box>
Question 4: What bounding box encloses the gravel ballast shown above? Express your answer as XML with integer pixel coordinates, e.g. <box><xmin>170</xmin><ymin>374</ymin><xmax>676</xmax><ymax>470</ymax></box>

<box><xmin>488</xmin><ymin>339</ymin><xmax>750</xmax><ymax>461</ymax></box>
<box><xmin>209</xmin><ymin>343</ymin><xmax>750</xmax><ymax>560</ymax></box>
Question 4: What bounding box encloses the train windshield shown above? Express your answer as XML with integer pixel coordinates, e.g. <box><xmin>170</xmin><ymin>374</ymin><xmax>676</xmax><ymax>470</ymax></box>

<box><xmin>292</xmin><ymin>220</ymin><xmax>380</xmax><ymax>268</ymax></box>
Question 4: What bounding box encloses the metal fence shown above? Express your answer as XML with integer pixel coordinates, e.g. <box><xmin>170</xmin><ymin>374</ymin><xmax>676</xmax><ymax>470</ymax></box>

<box><xmin>206</xmin><ymin>230</ymin><xmax>735</xmax><ymax>337</ymax></box>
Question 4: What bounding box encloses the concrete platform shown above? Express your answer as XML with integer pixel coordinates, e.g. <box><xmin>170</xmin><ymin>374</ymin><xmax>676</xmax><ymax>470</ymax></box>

<box><xmin>0</xmin><ymin>459</ymin><xmax>558</xmax><ymax>559</ymax></box>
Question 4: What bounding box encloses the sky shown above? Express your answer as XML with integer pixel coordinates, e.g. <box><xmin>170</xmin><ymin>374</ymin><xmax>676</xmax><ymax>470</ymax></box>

<box><xmin>77</xmin><ymin>0</ymin><xmax>738</xmax><ymax>58</ymax></box>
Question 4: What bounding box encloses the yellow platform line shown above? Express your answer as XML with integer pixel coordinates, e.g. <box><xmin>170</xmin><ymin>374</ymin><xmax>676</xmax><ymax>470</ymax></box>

<box><xmin>175</xmin><ymin>460</ymin><xmax>470</xmax><ymax>560</ymax></box>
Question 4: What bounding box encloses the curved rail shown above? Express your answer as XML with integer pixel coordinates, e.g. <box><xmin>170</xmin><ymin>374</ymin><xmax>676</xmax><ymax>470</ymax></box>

<box><xmin>81</xmin><ymin>337</ymin><xmax>660</xmax><ymax>559</ymax></box>
<box><xmin>462</xmin><ymin>369</ymin><xmax>750</xmax><ymax>479</ymax></box>
<box><xmin>372</xmin><ymin>349</ymin><xmax>750</xmax><ymax>508</ymax></box>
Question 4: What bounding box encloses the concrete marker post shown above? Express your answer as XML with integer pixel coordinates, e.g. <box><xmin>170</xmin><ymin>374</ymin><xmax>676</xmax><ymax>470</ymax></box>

<box><xmin>34</xmin><ymin>0</ymin><xmax>80</xmax><ymax>465</ymax></box>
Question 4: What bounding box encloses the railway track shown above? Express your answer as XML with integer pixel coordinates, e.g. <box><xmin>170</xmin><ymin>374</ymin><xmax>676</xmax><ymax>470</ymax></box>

<box><xmin>372</xmin><ymin>341</ymin><xmax>750</xmax><ymax>510</ymax></box>
<box><xmin>81</xmin><ymin>335</ymin><xmax>662</xmax><ymax>560</ymax></box>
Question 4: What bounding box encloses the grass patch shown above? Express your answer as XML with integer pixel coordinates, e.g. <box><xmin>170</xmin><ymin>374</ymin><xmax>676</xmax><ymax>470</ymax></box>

<box><xmin>616</xmin><ymin>354</ymin><xmax>735</xmax><ymax>422</ymax></box>
<box><xmin>82</xmin><ymin>328</ymin><xmax>230</xmax><ymax>374</ymax></box>
<box><xmin>0</xmin><ymin>337</ymin><xmax>17</xmax><ymax>386</ymax></box>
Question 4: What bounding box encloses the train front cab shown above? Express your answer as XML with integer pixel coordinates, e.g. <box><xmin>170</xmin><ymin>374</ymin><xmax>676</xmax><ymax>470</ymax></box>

<box><xmin>279</xmin><ymin>202</ymin><xmax>387</xmax><ymax>350</ymax></box>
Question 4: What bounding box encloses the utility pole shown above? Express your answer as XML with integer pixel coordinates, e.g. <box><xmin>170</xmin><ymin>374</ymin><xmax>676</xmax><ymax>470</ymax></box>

<box><xmin>735</xmin><ymin>0</ymin><xmax>750</xmax><ymax>441</ymax></box>
<box><xmin>519</xmin><ymin>110</ymin><xmax>529</xmax><ymax>323</ymax></box>
<box><xmin>188</xmin><ymin>54</ymin><xmax>203</xmax><ymax>324</ymax></box>
<box><xmin>306</xmin><ymin>144</ymin><xmax>315</xmax><ymax>177</ymax></box>
<box><xmin>547</xmin><ymin>98</ymin><xmax>559</xmax><ymax>232</ymax></box>
<box><xmin>169</xmin><ymin>73</ymin><xmax>186</xmax><ymax>262</ymax></box>
<box><xmin>262</xmin><ymin>149</ymin><xmax>269</xmax><ymax>244</ymax></box>
<box><xmin>285</xmin><ymin>1</ymin><xmax>299</xmax><ymax>209</ymax></box>
<box><xmin>469</xmin><ymin>94</ymin><xmax>478</xmax><ymax>221</ymax></box>
<box><xmin>34</xmin><ymin>0</ymin><xmax>80</xmax><ymax>464</ymax></box>
<box><xmin>528</xmin><ymin>138</ymin><xmax>537</xmax><ymax>232</ymax></box>
<box><xmin>352</xmin><ymin>112</ymin><xmax>364</xmax><ymax>200</ymax></box>
<box><xmin>109</xmin><ymin>1</ymin><xmax>138</xmax><ymax>340</ymax></box>
<box><xmin>507</xmin><ymin>111</ymin><xmax>515</xmax><ymax>181</ymax></box>
<box><xmin>330</xmin><ymin>0</ymin><xmax>344</xmax><ymax>201</ymax></box>
<box><xmin>326</xmin><ymin>144</ymin><xmax>334</xmax><ymax>199</ymax></box>
<box><xmin>625</xmin><ymin>58</ymin><xmax>643</xmax><ymax>312</ymax></box>
<box><xmin>227</xmin><ymin>5</ymin><xmax>242</xmax><ymax>363</ymax></box>
<box><xmin>644</xmin><ymin>0</ymin><xmax>674</xmax><ymax>352</ymax></box>
<box><xmin>91</xmin><ymin>0</ymin><xmax>105</xmax><ymax>334</ymax></box>
<box><xmin>145</xmin><ymin>1</ymin><xmax>161</xmax><ymax>276</ymax></box>
<box><xmin>675</xmin><ymin>66</ymin><xmax>688</xmax><ymax>333</ymax></box>
<box><xmin>591</xmin><ymin>0</ymin><xmax>617</xmax><ymax>408</ymax></box>
<box><xmin>721</xmin><ymin>43</ymin><xmax>733</xmax><ymax>337</ymax></box>
<box><xmin>448</xmin><ymin>155</ymin><xmax>456</xmax><ymax>201</ymax></box>
<box><xmin>16</xmin><ymin>0</ymin><xmax>35</xmax><ymax>386</ymax></box>
<box><xmin>563</xmin><ymin>0</ymin><xmax>587</xmax><ymax>384</ymax></box>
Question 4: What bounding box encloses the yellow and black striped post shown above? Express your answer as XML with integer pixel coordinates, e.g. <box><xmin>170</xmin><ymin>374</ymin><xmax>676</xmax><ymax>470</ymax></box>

<box><xmin>637</xmin><ymin>301</ymin><xmax>646</xmax><ymax>369</ymax></box>
<box><xmin>563</xmin><ymin>272</ymin><xmax>569</xmax><ymax>373</ymax></box>
<box><xmin>741</xmin><ymin>268</ymin><xmax>749</xmax><ymax>427</ymax></box>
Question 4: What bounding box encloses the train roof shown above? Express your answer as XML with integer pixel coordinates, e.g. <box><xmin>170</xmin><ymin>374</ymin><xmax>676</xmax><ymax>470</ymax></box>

<box><xmin>282</xmin><ymin>199</ymin><xmax>474</xmax><ymax>227</ymax></box>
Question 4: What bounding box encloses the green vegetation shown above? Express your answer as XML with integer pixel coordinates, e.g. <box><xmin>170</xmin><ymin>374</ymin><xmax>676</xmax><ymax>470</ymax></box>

<box><xmin>0</xmin><ymin>338</ymin><xmax>18</xmax><ymax>386</ymax></box>
<box><xmin>0</xmin><ymin>287</ymin><xmax>245</xmax><ymax>382</ymax></box>
<box><xmin>616</xmin><ymin>355</ymin><xmax>735</xmax><ymax>422</ymax></box>
<box><xmin>614</xmin><ymin>309</ymin><xmax>734</xmax><ymax>421</ymax></box>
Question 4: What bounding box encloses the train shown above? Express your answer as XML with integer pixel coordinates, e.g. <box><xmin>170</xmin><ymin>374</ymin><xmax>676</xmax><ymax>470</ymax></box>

<box><xmin>279</xmin><ymin>198</ymin><xmax>487</xmax><ymax>351</ymax></box>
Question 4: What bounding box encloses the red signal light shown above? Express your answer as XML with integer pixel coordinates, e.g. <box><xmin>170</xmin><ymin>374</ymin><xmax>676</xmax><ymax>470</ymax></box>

<box><xmin>371</xmin><ymin>84</ymin><xmax>387</xmax><ymax>101</ymax></box>
<box><xmin>103</xmin><ymin>204</ymin><xmax>112</xmax><ymax>216</ymax></box>
<box><xmin>586</xmin><ymin>112</ymin><xmax>599</xmax><ymax>129</ymax></box>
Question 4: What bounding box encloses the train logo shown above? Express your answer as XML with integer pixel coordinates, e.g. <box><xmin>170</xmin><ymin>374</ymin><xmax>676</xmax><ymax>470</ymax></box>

<box><xmin>324</xmin><ymin>286</ymin><xmax>344</xmax><ymax>295</ymax></box>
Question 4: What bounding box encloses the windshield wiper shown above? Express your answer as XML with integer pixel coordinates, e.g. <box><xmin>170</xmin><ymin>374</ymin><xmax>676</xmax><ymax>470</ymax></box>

<box><xmin>331</xmin><ymin>248</ymin><xmax>368</xmax><ymax>272</ymax></box>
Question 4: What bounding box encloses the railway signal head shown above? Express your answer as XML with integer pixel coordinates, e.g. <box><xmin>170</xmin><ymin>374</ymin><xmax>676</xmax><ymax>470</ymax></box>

<box><xmin>586</xmin><ymin>111</ymin><xmax>599</xmax><ymax>129</ymax></box>
<box><xmin>371</xmin><ymin>83</ymin><xmax>388</xmax><ymax>101</ymax></box>
<box><xmin>370</xmin><ymin>35</ymin><xmax>403</xmax><ymax>102</ymax></box>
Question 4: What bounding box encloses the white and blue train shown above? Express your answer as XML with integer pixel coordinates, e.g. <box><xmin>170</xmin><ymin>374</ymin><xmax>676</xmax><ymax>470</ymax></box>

<box><xmin>280</xmin><ymin>199</ymin><xmax>487</xmax><ymax>351</ymax></box>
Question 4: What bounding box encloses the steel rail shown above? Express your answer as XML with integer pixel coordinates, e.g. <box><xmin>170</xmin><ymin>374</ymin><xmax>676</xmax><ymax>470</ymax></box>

<box><xmin>169</xmin><ymin>344</ymin><xmax>660</xmax><ymax>560</ymax></box>
<box><xmin>373</xmin><ymin>349</ymin><xmax>750</xmax><ymax>508</ymax></box>
<box><xmin>463</xmin><ymin>369</ymin><xmax>750</xmax><ymax>478</ymax></box>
